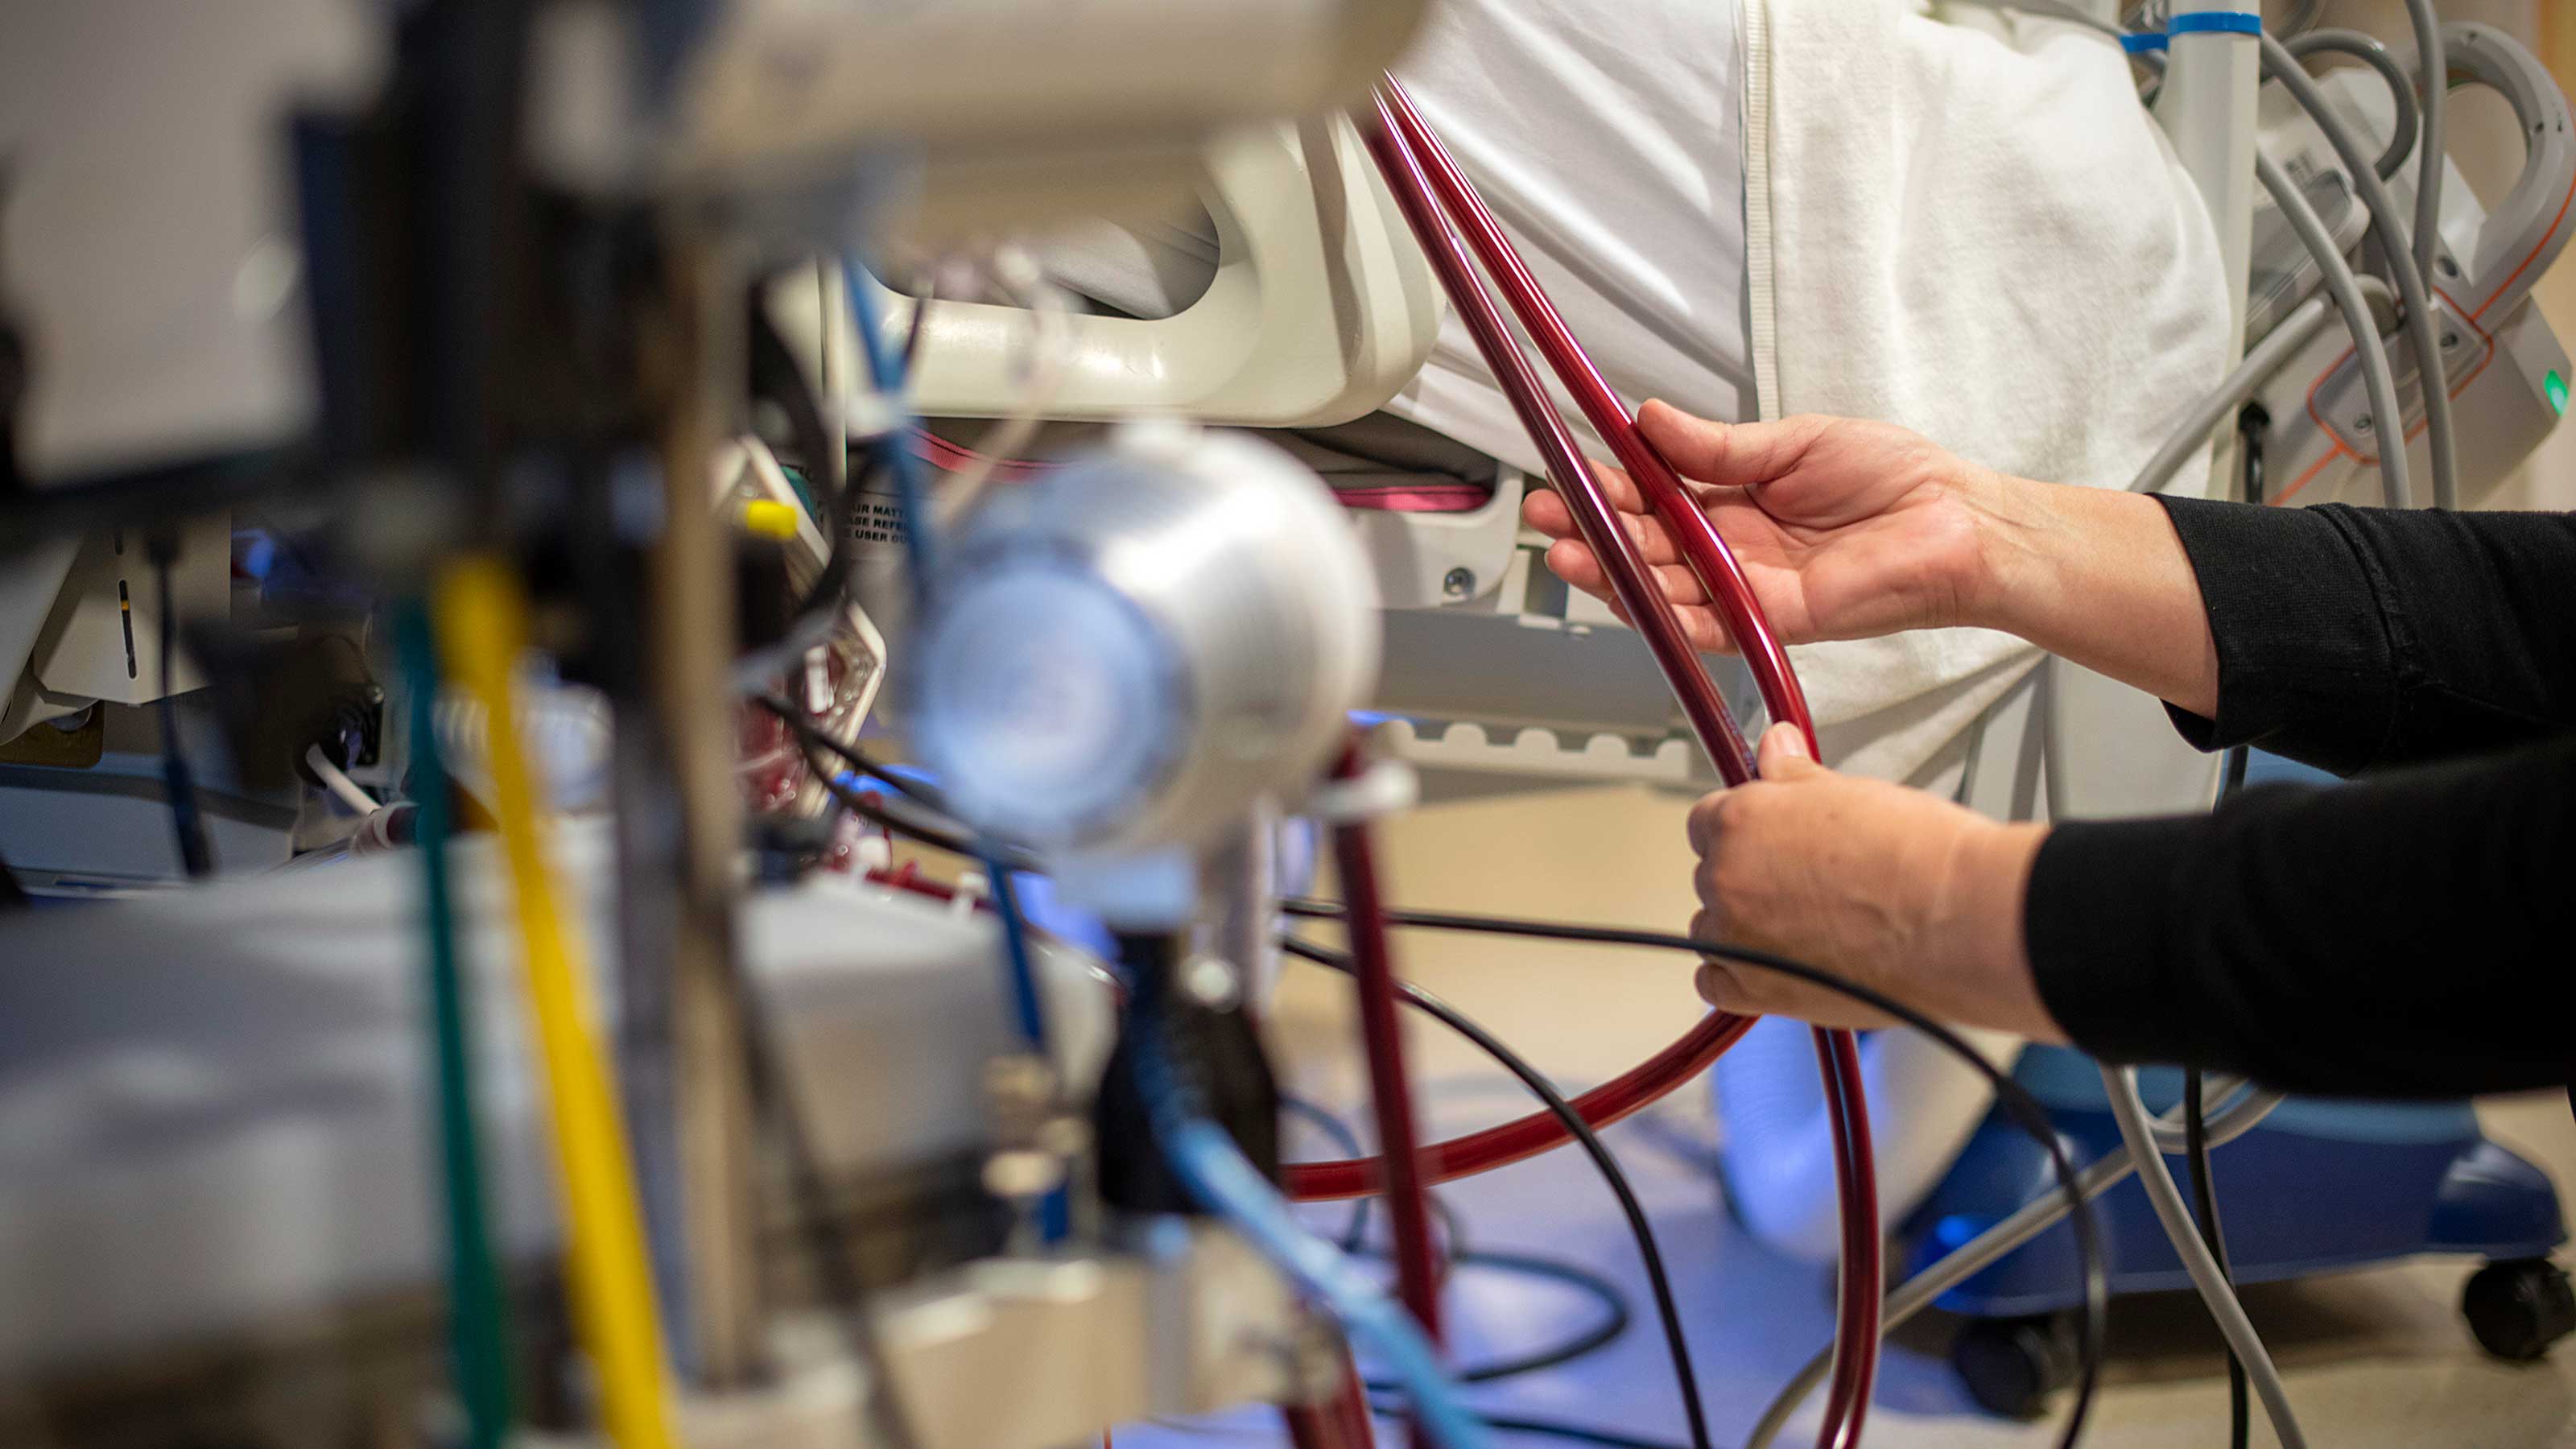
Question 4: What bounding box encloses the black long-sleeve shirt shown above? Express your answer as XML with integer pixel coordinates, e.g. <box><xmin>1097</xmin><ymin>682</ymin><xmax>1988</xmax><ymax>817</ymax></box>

<box><xmin>2024</xmin><ymin>498</ymin><xmax>2576</xmax><ymax>1098</ymax></box>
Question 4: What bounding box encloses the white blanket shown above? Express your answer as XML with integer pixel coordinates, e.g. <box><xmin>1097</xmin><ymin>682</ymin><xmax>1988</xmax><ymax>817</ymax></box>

<box><xmin>1711</xmin><ymin>0</ymin><xmax>2234</xmax><ymax>1264</ymax></box>
<box><xmin>1751</xmin><ymin>0</ymin><xmax>2233</xmax><ymax>781</ymax></box>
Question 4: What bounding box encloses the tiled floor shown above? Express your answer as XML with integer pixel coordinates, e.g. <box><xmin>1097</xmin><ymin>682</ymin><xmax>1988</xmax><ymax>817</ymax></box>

<box><xmin>1160</xmin><ymin>784</ymin><xmax>2576</xmax><ymax>1449</ymax></box>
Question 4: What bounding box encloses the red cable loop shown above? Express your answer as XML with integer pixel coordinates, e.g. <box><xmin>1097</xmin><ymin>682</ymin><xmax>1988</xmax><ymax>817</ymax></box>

<box><xmin>1352</xmin><ymin>83</ymin><xmax>1884</xmax><ymax>1446</ymax></box>
<box><xmin>1282</xmin><ymin>1010</ymin><xmax>1757</xmax><ymax>1201</ymax></box>
<box><xmin>1377</xmin><ymin>78</ymin><xmax>1818</xmax><ymax>765</ymax></box>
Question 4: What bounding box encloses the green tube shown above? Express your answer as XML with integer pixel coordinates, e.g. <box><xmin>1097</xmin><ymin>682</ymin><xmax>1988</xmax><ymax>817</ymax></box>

<box><xmin>398</xmin><ymin>601</ymin><xmax>517</xmax><ymax>1447</ymax></box>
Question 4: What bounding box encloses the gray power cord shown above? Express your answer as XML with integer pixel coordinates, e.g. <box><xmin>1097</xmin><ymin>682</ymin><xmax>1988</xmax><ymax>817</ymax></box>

<box><xmin>2130</xmin><ymin>294</ymin><xmax>2335</xmax><ymax>495</ymax></box>
<box><xmin>1959</xmin><ymin>2</ymin><xmax>2435</xmax><ymax>511</ymax></box>
<box><xmin>2260</xmin><ymin>30</ymin><xmax>2458</xmax><ymax>510</ymax></box>
<box><xmin>1744</xmin><ymin>1084</ymin><xmax>2286</xmax><ymax>1447</ymax></box>
<box><xmin>2405</xmin><ymin>0</ymin><xmax>2449</xmax><ymax>332</ymax></box>
<box><xmin>2103</xmin><ymin>1066</ymin><xmax>2310</xmax><ymax>1449</ymax></box>
<box><xmin>2256</xmin><ymin>148</ymin><xmax>2413</xmax><ymax>508</ymax></box>
<box><xmin>2287</xmin><ymin>30</ymin><xmax>2421</xmax><ymax>180</ymax></box>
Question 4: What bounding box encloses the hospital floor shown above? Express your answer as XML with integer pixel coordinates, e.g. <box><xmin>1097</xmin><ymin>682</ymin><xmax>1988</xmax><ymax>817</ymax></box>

<box><xmin>1135</xmin><ymin>784</ymin><xmax>2576</xmax><ymax>1449</ymax></box>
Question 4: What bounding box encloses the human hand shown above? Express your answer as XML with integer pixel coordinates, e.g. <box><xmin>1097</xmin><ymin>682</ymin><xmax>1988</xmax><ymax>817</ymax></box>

<box><xmin>1521</xmin><ymin>402</ymin><xmax>2007</xmax><ymax>654</ymax></box>
<box><xmin>1686</xmin><ymin>724</ymin><xmax>2065</xmax><ymax>1040</ymax></box>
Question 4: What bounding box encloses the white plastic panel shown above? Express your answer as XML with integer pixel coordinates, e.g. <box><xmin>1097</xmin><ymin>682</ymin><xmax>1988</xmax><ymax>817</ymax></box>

<box><xmin>0</xmin><ymin>829</ymin><xmax>1113</xmax><ymax>1377</ymax></box>
<box><xmin>772</xmin><ymin>118</ymin><xmax>1445</xmax><ymax>430</ymax></box>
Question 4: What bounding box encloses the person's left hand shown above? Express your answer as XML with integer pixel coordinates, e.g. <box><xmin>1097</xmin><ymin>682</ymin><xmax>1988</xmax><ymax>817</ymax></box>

<box><xmin>1686</xmin><ymin>724</ymin><xmax>2067</xmax><ymax>1041</ymax></box>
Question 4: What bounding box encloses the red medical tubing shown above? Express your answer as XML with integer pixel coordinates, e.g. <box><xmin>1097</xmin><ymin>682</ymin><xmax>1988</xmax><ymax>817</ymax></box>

<box><xmin>1283</xmin><ymin>1011</ymin><xmax>1757</xmax><ymax>1201</ymax></box>
<box><xmin>1360</xmin><ymin>82</ymin><xmax>1884</xmax><ymax>1447</ymax></box>
<box><xmin>1356</xmin><ymin>92</ymin><xmax>1762</xmax><ymax>785</ymax></box>
<box><xmin>1377</xmin><ymin>78</ymin><xmax>1817</xmax><ymax>765</ymax></box>
<box><xmin>1814</xmin><ymin>1028</ymin><xmax>1881</xmax><ymax>1448</ymax></box>
<box><xmin>1330</xmin><ymin>743</ymin><xmax>1444</xmax><ymax>1449</ymax></box>
<box><xmin>1299</xmin><ymin>91</ymin><xmax>1764</xmax><ymax>1207</ymax></box>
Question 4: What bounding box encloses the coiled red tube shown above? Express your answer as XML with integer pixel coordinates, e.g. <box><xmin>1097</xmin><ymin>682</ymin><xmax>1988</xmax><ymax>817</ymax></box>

<box><xmin>1360</xmin><ymin>82</ymin><xmax>1883</xmax><ymax>1447</ymax></box>
<box><xmin>1285</xmin><ymin>1010</ymin><xmax>1759</xmax><ymax>1201</ymax></box>
<box><xmin>1377</xmin><ymin>79</ymin><xmax>1817</xmax><ymax>764</ymax></box>
<box><xmin>1814</xmin><ymin>1027</ymin><xmax>1881</xmax><ymax>1447</ymax></box>
<box><xmin>1356</xmin><ymin>91</ymin><xmax>1761</xmax><ymax>786</ymax></box>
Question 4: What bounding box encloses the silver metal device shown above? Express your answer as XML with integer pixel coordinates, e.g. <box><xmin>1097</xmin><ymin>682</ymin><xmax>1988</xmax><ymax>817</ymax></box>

<box><xmin>910</xmin><ymin>424</ymin><xmax>1381</xmax><ymax>859</ymax></box>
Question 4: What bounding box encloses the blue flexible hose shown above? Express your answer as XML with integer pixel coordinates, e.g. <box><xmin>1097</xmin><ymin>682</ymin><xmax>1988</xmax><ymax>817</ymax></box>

<box><xmin>1127</xmin><ymin>978</ymin><xmax>1491</xmax><ymax>1449</ymax></box>
<box><xmin>840</xmin><ymin>257</ymin><xmax>1059</xmax><ymax>1236</ymax></box>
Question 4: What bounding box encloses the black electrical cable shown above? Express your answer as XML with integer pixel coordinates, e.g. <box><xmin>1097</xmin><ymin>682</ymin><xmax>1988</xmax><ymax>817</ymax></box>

<box><xmin>1282</xmin><ymin>935</ymin><xmax>1714</xmax><ymax>1449</ymax></box>
<box><xmin>1286</xmin><ymin>1094</ymin><xmax>1636</xmax><ymax>1385</ymax></box>
<box><xmin>1370</xmin><ymin>1244</ymin><xmax>1632</xmax><ymax>1385</ymax></box>
<box><xmin>754</xmin><ymin>700</ymin><xmax>1057</xmax><ymax>880</ymax></box>
<box><xmin>2182</xmin><ymin>1070</ymin><xmax>2247</xmax><ymax>1449</ymax></box>
<box><xmin>2223</xmin><ymin>403</ymin><xmax>2270</xmax><ymax>801</ymax></box>
<box><xmin>0</xmin><ymin>844</ymin><xmax>31</xmax><ymax>910</ymax></box>
<box><xmin>148</xmin><ymin>539</ymin><xmax>213</xmax><ymax>878</ymax></box>
<box><xmin>2194</xmin><ymin>407</ymin><xmax>2265</xmax><ymax>1449</ymax></box>
<box><xmin>1281</xmin><ymin>898</ymin><xmax>2108</xmax><ymax>1449</ymax></box>
<box><xmin>753</xmin><ymin>695</ymin><xmax>948</xmax><ymax>811</ymax></box>
<box><xmin>793</xmin><ymin>744</ymin><xmax>986</xmax><ymax>861</ymax></box>
<box><xmin>1283</xmin><ymin>1095</ymin><xmax>1376</xmax><ymax>1253</ymax></box>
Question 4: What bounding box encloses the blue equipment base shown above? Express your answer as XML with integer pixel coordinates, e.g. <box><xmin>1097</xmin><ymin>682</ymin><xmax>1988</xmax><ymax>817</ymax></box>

<box><xmin>1911</xmin><ymin>1046</ymin><xmax>2567</xmax><ymax>1319</ymax></box>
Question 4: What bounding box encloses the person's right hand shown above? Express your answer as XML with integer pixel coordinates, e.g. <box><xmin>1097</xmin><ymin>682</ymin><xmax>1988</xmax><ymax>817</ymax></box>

<box><xmin>1521</xmin><ymin>402</ymin><xmax>2005</xmax><ymax>654</ymax></box>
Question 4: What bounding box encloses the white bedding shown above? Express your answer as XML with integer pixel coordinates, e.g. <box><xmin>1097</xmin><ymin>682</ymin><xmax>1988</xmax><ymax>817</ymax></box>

<box><xmin>1034</xmin><ymin>0</ymin><xmax>1755</xmax><ymax>478</ymax></box>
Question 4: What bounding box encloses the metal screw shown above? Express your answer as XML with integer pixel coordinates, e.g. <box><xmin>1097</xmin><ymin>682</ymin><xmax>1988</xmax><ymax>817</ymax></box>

<box><xmin>2354</xmin><ymin>414</ymin><xmax>2376</xmax><ymax>434</ymax></box>
<box><xmin>2442</xmin><ymin>332</ymin><xmax>2462</xmax><ymax>349</ymax></box>
<box><xmin>1442</xmin><ymin>567</ymin><xmax>1476</xmax><ymax>599</ymax></box>
<box><xmin>1181</xmin><ymin>954</ymin><xmax>1241</xmax><ymax>1009</ymax></box>
<box><xmin>2440</xmin><ymin>256</ymin><xmax>2461</xmax><ymax>278</ymax></box>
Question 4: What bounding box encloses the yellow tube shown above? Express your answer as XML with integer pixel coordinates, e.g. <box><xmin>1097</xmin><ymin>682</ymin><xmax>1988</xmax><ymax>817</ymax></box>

<box><xmin>435</xmin><ymin>556</ymin><xmax>679</xmax><ymax>1449</ymax></box>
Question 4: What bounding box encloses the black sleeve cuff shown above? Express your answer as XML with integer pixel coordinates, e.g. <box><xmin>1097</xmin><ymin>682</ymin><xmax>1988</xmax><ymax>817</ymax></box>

<box><xmin>2151</xmin><ymin>496</ymin><xmax>2394</xmax><ymax>776</ymax></box>
<box><xmin>2024</xmin><ymin>814</ymin><xmax>2207</xmax><ymax>1068</ymax></box>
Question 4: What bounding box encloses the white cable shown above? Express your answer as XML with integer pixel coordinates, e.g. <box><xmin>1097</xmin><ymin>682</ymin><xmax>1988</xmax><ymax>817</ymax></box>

<box><xmin>305</xmin><ymin>744</ymin><xmax>380</xmax><ymax>815</ymax></box>
<box><xmin>1744</xmin><ymin>1083</ymin><xmax>2286</xmax><ymax>1447</ymax></box>
<box><xmin>935</xmin><ymin>246</ymin><xmax>1072</xmax><ymax>526</ymax></box>
<box><xmin>2128</xmin><ymin>294</ymin><xmax>2337</xmax><ymax>495</ymax></box>
<box><xmin>2103</xmin><ymin>1064</ymin><xmax>2310</xmax><ymax>1449</ymax></box>
<box><xmin>2256</xmin><ymin>149</ymin><xmax>2413</xmax><ymax>510</ymax></box>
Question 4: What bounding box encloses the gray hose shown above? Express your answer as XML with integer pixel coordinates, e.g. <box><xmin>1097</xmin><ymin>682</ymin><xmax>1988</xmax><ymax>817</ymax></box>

<box><xmin>1743</xmin><ymin>1084</ymin><xmax>2286</xmax><ymax>1448</ymax></box>
<box><xmin>2286</xmin><ymin>29</ymin><xmax>2421</xmax><ymax>180</ymax></box>
<box><xmin>2261</xmin><ymin>31</ymin><xmax>2458</xmax><ymax>510</ymax></box>
<box><xmin>2257</xmin><ymin>149</ymin><xmax>2413</xmax><ymax>509</ymax></box>
<box><xmin>2128</xmin><ymin>294</ymin><xmax>2334</xmax><ymax>495</ymax></box>
<box><xmin>2406</xmin><ymin>0</ymin><xmax>2450</xmax><ymax>322</ymax></box>
<box><xmin>2103</xmin><ymin>1066</ymin><xmax>2309</xmax><ymax>1449</ymax></box>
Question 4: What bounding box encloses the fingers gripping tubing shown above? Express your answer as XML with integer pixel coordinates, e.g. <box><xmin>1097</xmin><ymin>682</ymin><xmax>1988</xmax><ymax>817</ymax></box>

<box><xmin>1358</xmin><ymin>81</ymin><xmax>1876</xmax><ymax>1432</ymax></box>
<box><xmin>1356</xmin><ymin>93</ymin><xmax>1759</xmax><ymax>786</ymax></box>
<box><xmin>1376</xmin><ymin>78</ymin><xmax>1818</xmax><ymax>766</ymax></box>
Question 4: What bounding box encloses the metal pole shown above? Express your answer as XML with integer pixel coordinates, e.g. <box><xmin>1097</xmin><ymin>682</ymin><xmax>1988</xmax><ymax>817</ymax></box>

<box><xmin>623</xmin><ymin>233</ymin><xmax>766</xmax><ymax>1387</ymax></box>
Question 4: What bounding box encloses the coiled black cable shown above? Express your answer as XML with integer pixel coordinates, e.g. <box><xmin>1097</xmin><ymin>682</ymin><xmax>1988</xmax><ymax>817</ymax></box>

<box><xmin>1282</xmin><ymin>1097</ymin><xmax>1637</xmax><ymax>1387</ymax></box>
<box><xmin>1282</xmin><ymin>935</ymin><xmax>1713</xmax><ymax>1449</ymax></box>
<box><xmin>1280</xmin><ymin>898</ymin><xmax>2109</xmax><ymax>1449</ymax></box>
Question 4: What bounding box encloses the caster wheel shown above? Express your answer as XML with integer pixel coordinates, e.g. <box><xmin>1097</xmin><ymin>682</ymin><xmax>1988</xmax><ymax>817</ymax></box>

<box><xmin>2463</xmin><ymin>1258</ymin><xmax>2576</xmax><ymax>1362</ymax></box>
<box><xmin>1951</xmin><ymin>1314</ymin><xmax>2077</xmax><ymax>1418</ymax></box>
